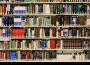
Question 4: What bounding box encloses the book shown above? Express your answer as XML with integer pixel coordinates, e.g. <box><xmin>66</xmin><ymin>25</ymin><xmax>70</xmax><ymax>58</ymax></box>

<box><xmin>10</xmin><ymin>51</ymin><xmax>16</xmax><ymax>60</ymax></box>
<box><xmin>86</xmin><ymin>16</ymin><xmax>90</xmax><ymax>25</ymax></box>
<box><xmin>38</xmin><ymin>4</ymin><xmax>43</xmax><ymax>14</ymax></box>
<box><xmin>43</xmin><ymin>4</ymin><xmax>50</xmax><ymax>14</ymax></box>
<box><xmin>50</xmin><ymin>39</ymin><xmax>55</xmax><ymax>49</ymax></box>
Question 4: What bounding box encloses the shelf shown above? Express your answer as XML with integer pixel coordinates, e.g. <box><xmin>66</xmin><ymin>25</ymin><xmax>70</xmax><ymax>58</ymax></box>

<box><xmin>0</xmin><ymin>59</ymin><xmax>90</xmax><ymax>62</ymax></box>
<box><xmin>0</xmin><ymin>2</ymin><xmax>88</xmax><ymax>4</ymax></box>
<box><xmin>1</xmin><ymin>37</ymin><xmax>90</xmax><ymax>41</ymax></box>
<box><xmin>0</xmin><ymin>25</ymin><xmax>89</xmax><ymax>28</ymax></box>
<box><xmin>61</xmin><ymin>37</ymin><xmax>85</xmax><ymax>39</ymax></box>
<box><xmin>11</xmin><ymin>37</ymin><xmax>59</xmax><ymax>40</ymax></box>
<box><xmin>0</xmin><ymin>49</ymin><xmax>85</xmax><ymax>51</ymax></box>
<box><xmin>0</xmin><ymin>14</ymin><xmax>88</xmax><ymax>16</ymax></box>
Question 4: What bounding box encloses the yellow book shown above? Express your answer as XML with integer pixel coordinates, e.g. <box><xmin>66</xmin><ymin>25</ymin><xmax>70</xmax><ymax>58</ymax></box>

<box><xmin>86</xmin><ymin>16</ymin><xmax>90</xmax><ymax>25</ymax></box>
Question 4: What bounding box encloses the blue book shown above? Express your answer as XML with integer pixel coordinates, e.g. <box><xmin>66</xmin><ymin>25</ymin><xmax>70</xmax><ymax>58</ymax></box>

<box><xmin>10</xmin><ymin>52</ymin><xmax>16</xmax><ymax>60</ymax></box>
<box><xmin>3</xmin><ymin>17</ymin><xmax>9</xmax><ymax>26</ymax></box>
<box><xmin>44</xmin><ymin>40</ymin><xmax>48</xmax><ymax>48</ymax></box>
<box><xmin>78</xmin><ymin>4</ymin><xmax>81</xmax><ymax>13</ymax></box>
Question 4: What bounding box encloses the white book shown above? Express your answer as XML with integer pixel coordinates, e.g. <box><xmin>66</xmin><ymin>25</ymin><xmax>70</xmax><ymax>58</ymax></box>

<box><xmin>28</xmin><ymin>28</ymin><xmax>31</xmax><ymax>37</ymax></box>
<box><xmin>43</xmin><ymin>4</ymin><xmax>50</xmax><ymax>14</ymax></box>
<box><xmin>0</xmin><ymin>17</ymin><xmax>2</xmax><ymax>26</ymax></box>
<box><xmin>61</xmin><ymin>30</ymin><xmax>63</xmax><ymax>37</ymax></box>
<box><xmin>32</xmin><ymin>29</ymin><xmax>35</xmax><ymax>38</ymax></box>
<box><xmin>48</xmin><ymin>40</ymin><xmax>50</xmax><ymax>49</ymax></box>
<box><xmin>35</xmin><ymin>5</ymin><xmax>38</xmax><ymax>14</ymax></box>
<box><xmin>77</xmin><ymin>30</ymin><xmax>79</xmax><ymax>37</ymax></box>
<box><xmin>7</xmin><ymin>4</ymin><xmax>10</xmax><ymax>11</ymax></box>
<box><xmin>86</xmin><ymin>16</ymin><xmax>90</xmax><ymax>25</ymax></box>
<box><xmin>14</xmin><ymin>18</ymin><xmax>21</xmax><ymax>22</ymax></box>
<box><xmin>23</xmin><ymin>40</ymin><xmax>26</xmax><ymax>49</ymax></box>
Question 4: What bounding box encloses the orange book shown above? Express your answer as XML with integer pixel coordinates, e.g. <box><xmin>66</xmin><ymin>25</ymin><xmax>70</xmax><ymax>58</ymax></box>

<box><xmin>29</xmin><ymin>43</ymin><xmax>32</xmax><ymax>49</ymax></box>
<box><xmin>2</xmin><ymin>4</ymin><xmax>6</xmax><ymax>15</ymax></box>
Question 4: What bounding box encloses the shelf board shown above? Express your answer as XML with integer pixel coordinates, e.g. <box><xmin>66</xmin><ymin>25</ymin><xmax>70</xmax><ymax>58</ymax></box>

<box><xmin>11</xmin><ymin>37</ymin><xmax>59</xmax><ymax>40</ymax></box>
<box><xmin>61</xmin><ymin>37</ymin><xmax>85</xmax><ymax>39</ymax></box>
<box><xmin>0</xmin><ymin>49</ymin><xmax>85</xmax><ymax>51</ymax></box>
<box><xmin>0</xmin><ymin>25</ymin><xmax>90</xmax><ymax>28</ymax></box>
<box><xmin>0</xmin><ymin>14</ymin><xmax>88</xmax><ymax>16</ymax></box>
<box><xmin>1</xmin><ymin>37</ymin><xmax>90</xmax><ymax>41</ymax></box>
<box><xmin>0</xmin><ymin>59</ymin><xmax>90</xmax><ymax>62</ymax></box>
<box><xmin>0</xmin><ymin>2</ymin><xmax>88</xmax><ymax>4</ymax></box>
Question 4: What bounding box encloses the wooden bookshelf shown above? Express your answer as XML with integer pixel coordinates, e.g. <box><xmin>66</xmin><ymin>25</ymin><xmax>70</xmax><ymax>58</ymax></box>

<box><xmin>0</xmin><ymin>0</ymin><xmax>90</xmax><ymax>62</ymax></box>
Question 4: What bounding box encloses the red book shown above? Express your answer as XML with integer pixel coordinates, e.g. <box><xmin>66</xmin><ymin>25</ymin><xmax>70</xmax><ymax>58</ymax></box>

<box><xmin>26</xmin><ymin>51</ymin><xmax>30</xmax><ymax>59</ymax></box>
<box><xmin>17</xmin><ymin>29</ymin><xmax>19</xmax><ymax>37</ymax></box>
<box><xmin>64</xmin><ymin>4</ymin><xmax>66</xmax><ymax>13</ymax></box>
<box><xmin>0</xmin><ymin>52</ymin><xmax>2</xmax><ymax>59</ymax></box>
<box><xmin>56</xmin><ymin>40</ymin><xmax>60</xmax><ymax>48</ymax></box>
<box><xmin>21</xmin><ymin>51</ymin><xmax>26</xmax><ymax>59</ymax></box>
<box><xmin>2</xmin><ymin>4</ymin><xmax>6</xmax><ymax>15</ymax></box>
<box><xmin>5</xmin><ymin>51</ymin><xmax>10</xmax><ymax>60</ymax></box>
<box><xmin>50</xmin><ymin>39</ymin><xmax>55</xmax><ymax>49</ymax></box>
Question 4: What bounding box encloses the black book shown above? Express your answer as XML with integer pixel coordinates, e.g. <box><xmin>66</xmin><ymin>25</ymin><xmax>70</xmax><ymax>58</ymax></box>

<box><xmin>38</xmin><ymin>4</ymin><xmax>43</xmax><ymax>13</ymax></box>
<box><xmin>57</xmin><ymin>16</ymin><xmax>64</xmax><ymax>26</ymax></box>
<box><xmin>80</xmin><ymin>4</ymin><xmax>86</xmax><ymax>13</ymax></box>
<box><xmin>51</xmin><ymin>16</ymin><xmax>56</xmax><ymax>26</ymax></box>
<box><xmin>44</xmin><ymin>28</ymin><xmax>50</xmax><ymax>37</ymax></box>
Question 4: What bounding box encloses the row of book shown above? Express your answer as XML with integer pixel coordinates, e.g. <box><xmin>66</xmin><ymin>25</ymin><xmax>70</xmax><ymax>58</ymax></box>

<box><xmin>63</xmin><ymin>40</ymin><xmax>84</xmax><ymax>49</ymax></box>
<box><xmin>1</xmin><ymin>39</ymin><xmax>90</xmax><ymax>49</ymax></box>
<box><xmin>18</xmin><ymin>4</ymin><xmax>88</xmax><ymax>14</ymax></box>
<box><xmin>0</xmin><ymin>0</ymin><xmax>88</xmax><ymax>2</ymax></box>
<box><xmin>62</xmin><ymin>28</ymin><xmax>83</xmax><ymax>37</ymax></box>
<box><xmin>0</xmin><ymin>50</ymin><xmax>56</xmax><ymax>60</ymax></box>
<box><xmin>11</xmin><ymin>40</ymin><xmax>60</xmax><ymax>49</ymax></box>
<box><xmin>0</xmin><ymin>4</ymin><xmax>90</xmax><ymax>15</ymax></box>
<box><xmin>63</xmin><ymin>39</ymin><xmax>90</xmax><ymax>49</ymax></box>
<box><xmin>0</xmin><ymin>16</ymin><xmax>88</xmax><ymax>27</ymax></box>
<box><xmin>1</xmin><ymin>28</ymin><xmax>90</xmax><ymax>38</ymax></box>
<box><xmin>0</xmin><ymin>28</ymin><xmax>11</xmax><ymax>37</ymax></box>
<box><xmin>10</xmin><ymin>39</ymin><xmax>90</xmax><ymax>49</ymax></box>
<box><xmin>57</xmin><ymin>51</ymin><xmax>86</xmax><ymax>60</ymax></box>
<box><xmin>0</xmin><ymin>41</ymin><xmax>10</xmax><ymax>50</ymax></box>
<box><xmin>61</xmin><ymin>28</ymin><xmax>90</xmax><ymax>37</ymax></box>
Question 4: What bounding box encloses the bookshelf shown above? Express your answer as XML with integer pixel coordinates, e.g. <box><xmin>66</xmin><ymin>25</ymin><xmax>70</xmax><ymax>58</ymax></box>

<box><xmin>1</xmin><ymin>0</ymin><xmax>90</xmax><ymax>62</ymax></box>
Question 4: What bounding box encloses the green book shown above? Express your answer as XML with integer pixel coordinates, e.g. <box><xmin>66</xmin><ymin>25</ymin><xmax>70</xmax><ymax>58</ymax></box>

<box><xmin>11</xmin><ymin>40</ymin><xmax>16</xmax><ymax>49</ymax></box>
<box><xmin>25</xmin><ymin>0</ymin><xmax>31</xmax><ymax>2</ymax></box>
<box><xmin>44</xmin><ymin>16</ymin><xmax>50</xmax><ymax>26</ymax></box>
<box><xmin>33</xmin><ymin>16</ymin><xmax>37</xmax><ymax>26</ymax></box>
<box><xmin>17</xmin><ymin>51</ymin><xmax>21</xmax><ymax>60</ymax></box>
<box><xmin>0</xmin><ymin>42</ymin><xmax>2</xmax><ymax>49</ymax></box>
